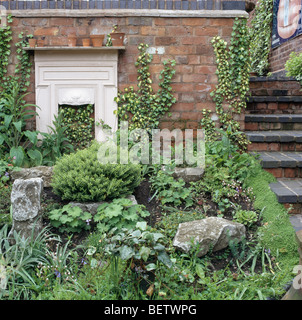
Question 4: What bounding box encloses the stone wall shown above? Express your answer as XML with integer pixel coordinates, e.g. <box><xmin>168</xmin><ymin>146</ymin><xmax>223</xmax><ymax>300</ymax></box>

<box><xmin>7</xmin><ymin>8</ymin><xmax>248</xmax><ymax>131</ymax></box>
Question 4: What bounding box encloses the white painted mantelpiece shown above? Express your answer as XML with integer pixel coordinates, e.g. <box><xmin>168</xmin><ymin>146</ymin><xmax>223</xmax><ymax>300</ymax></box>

<box><xmin>34</xmin><ymin>47</ymin><xmax>121</xmax><ymax>140</ymax></box>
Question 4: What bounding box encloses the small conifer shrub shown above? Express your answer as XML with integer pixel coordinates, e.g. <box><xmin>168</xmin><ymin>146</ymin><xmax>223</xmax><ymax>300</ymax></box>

<box><xmin>51</xmin><ymin>142</ymin><xmax>142</xmax><ymax>202</ymax></box>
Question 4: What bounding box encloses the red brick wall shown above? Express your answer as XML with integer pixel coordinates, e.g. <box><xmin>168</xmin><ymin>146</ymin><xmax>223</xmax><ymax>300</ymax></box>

<box><xmin>269</xmin><ymin>34</ymin><xmax>302</xmax><ymax>73</ymax></box>
<box><xmin>9</xmin><ymin>14</ymin><xmax>239</xmax><ymax>130</ymax></box>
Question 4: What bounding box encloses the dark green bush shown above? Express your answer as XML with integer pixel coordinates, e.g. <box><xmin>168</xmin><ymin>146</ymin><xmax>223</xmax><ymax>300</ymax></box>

<box><xmin>51</xmin><ymin>142</ymin><xmax>142</xmax><ymax>202</ymax></box>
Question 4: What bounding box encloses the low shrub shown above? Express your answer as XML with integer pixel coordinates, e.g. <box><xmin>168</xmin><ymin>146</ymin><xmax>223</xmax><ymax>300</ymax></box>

<box><xmin>51</xmin><ymin>142</ymin><xmax>142</xmax><ymax>202</ymax></box>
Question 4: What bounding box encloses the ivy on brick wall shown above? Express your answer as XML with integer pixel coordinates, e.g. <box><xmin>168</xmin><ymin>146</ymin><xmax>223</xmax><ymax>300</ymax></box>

<box><xmin>0</xmin><ymin>15</ymin><xmax>32</xmax><ymax>96</ymax></box>
<box><xmin>114</xmin><ymin>43</ymin><xmax>176</xmax><ymax>133</ymax></box>
<box><xmin>60</xmin><ymin>104</ymin><xmax>95</xmax><ymax>150</ymax></box>
<box><xmin>249</xmin><ymin>0</ymin><xmax>273</xmax><ymax>76</ymax></box>
<box><xmin>201</xmin><ymin>17</ymin><xmax>251</xmax><ymax>151</ymax></box>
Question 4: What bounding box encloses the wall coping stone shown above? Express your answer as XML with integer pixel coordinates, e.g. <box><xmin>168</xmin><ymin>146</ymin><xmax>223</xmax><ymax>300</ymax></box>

<box><xmin>10</xmin><ymin>9</ymin><xmax>248</xmax><ymax>18</ymax></box>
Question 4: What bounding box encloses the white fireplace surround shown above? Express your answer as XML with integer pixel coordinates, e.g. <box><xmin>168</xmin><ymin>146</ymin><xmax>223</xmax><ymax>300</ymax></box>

<box><xmin>34</xmin><ymin>48</ymin><xmax>119</xmax><ymax>140</ymax></box>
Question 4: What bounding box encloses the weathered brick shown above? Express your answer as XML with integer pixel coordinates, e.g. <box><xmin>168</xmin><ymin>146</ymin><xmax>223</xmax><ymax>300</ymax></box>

<box><xmin>181</xmin><ymin>18</ymin><xmax>208</xmax><ymax>26</ymax></box>
<box><xmin>195</xmin><ymin>26</ymin><xmax>219</xmax><ymax>37</ymax></box>
<box><xmin>155</xmin><ymin>36</ymin><xmax>178</xmax><ymax>46</ymax></box>
<box><xmin>50</xmin><ymin>18</ymin><xmax>74</xmax><ymax>27</ymax></box>
<box><xmin>264</xmin><ymin>168</ymin><xmax>283</xmax><ymax>178</ymax></box>
<box><xmin>128</xmin><ymin>17</ymin><xmax>152</xmax><ymax>26</ymax></box>
<box><xmin>181</xmin><ymin>36</ymin><xmax>207</xmax><ymax>45</ymax></box>
<box><xmin>210</xmin><ymin>18</ymin><xmax>234</xmax><ymax>27</ymax></box>
<box><xmin>141</xmin><ymin>26</ymin><xmax>165</xmax><ymax>36</ymax></box>
<box><xmin>34</xmin><ymin>27</ymin><xmax>59</xmax><ymax>36</ymax></box>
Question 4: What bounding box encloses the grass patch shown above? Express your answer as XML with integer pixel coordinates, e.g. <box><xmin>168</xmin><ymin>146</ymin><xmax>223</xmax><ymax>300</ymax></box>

<box><xmin>246</xmin><ymin>165</ymin><xmax>299</xmax><ymax>269</ymax></box>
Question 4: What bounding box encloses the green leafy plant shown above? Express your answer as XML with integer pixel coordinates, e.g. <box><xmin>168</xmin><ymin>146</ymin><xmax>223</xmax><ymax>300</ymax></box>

<box><xmin>103</xmin><ymin>221</ymin><xmax>173</xmax><ymax>271</ymax></box>
<box><xmin>47</xmin><ymin>204</ymin><xmax>92</xmax><ymax>233</ymax></box>
<box><xmin>233</xmin><ymin>209</ymin><xmax>258</xmax><ymax>227</ymax></box>
<box><xmin>150</xmin><ymin>169</ymin><xmax>194</xmax><ymax>208</ymax></box>
<box><xmin>0</xmin><ymin>157</ymin><xmax>17</xmax><ymax>187</ymax></box>
<box><xmin>201</xmin><ymin>18</ymin><xmax>251</xmax><ymax>151</ymax></box>
<box><xmin>40</xmin><ymin>111</ymin><xmax>74</xmax><ymax>166</ymax></box>
<box><xmin>0</xmin><ymin>225</ymin><xmax>54</xmax><ymax>299</ymax></box>
<box><xmin>0</xmin><ymin>81</ymin><xmax>40</xmax><ymax>166</ymax></box>
<box><xmin>0</xmin><ymin>16</ymin><xmax>32</xmax><ymax>97</ymax></box>
<box><xmin>0</xmin><ymin>14</ymin><xmax>13</xmax><ymax>97</ymax></box>
<box><xmin>94</xmin><ymin>198</ymin><xmax>150</xmax><ymax>234</ymax></box>
<box><xmin>115</xmin><ymin>43</ymin><xmax>176</xmax><ymax>132</ymax></box>
<box><xmin>60</xmin><ymin>104</ymin><xmax>95</xmax><ymax>150</ymax></box>
<box><xmin>285</xmin><ymin>51</ymin><xmax>302</xmax><ymax>85</ymax></box>
<box><xmin>51</xmin><ymin>142</ymin><xmax>142</xmax><ymax>202</ymax></box>
<box><xmin>249</xmin><ymin>0</ymin><xmax>273</xmax><ymax>76</ymax></box>
<box><xmin>105</xmin><ymin>24</ymin><xmax>117</xmax><ymax>47</ymax></box>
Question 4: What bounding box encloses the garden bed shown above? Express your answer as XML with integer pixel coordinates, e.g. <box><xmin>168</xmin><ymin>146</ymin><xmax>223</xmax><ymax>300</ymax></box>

<box><xmin>39</xmin><ymin>176</ymin><xmax>269</xmax><ymax>285</ymax></box>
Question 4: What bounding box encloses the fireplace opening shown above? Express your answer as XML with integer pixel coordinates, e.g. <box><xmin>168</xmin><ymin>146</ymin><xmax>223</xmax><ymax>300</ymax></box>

<box><xmin>59</xmin><ymin>103</ymin><xmax>95</xmax><ymax>150</ymax></box>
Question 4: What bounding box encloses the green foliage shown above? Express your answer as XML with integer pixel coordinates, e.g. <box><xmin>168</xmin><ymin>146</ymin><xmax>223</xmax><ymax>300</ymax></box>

<box><xmin>51</xmin><ymin>142</ymin><xmax>142</xmax><ymax>202</ymax></box>
<box><xmin>103</xmin><ymin>221</ymin><xmax>172</xmax><ymax>271</ymax></box>
<box><xmin>0</xmin><ymin>83</ymin><xmax>73</xmax><ymax>167</ymax></box>
<box><xmin>285</xmin><ymin>51</ymin><xmax>302</xmax><ymax>85</ymax></box>
<box><xmin>191</xmin><ymin>136</ymin><xmax>257</xmax><ymax>214</ymax></box>
<box><xmin>0</xmin><ymin>16</ymin><xmax>32</xmax><ymax>97</ymax></box>
<box><xmin>15</xmin><ymin>32</ymin><xmax>33</xmax><ymax>92</ymax></box>
<box><xmin>39</xmin><ymin>112</ymin><xmax>74</xmax><ymax>166</ymax></box>
<box><xmin>233</xmin><ymin>209</ymin><xmax>258</xmax><ymax>227</ymax></box>
<box><xmin>115</xmin><ymin>43</ymin><xmax>176</xmax><ymax>132</ymax></box>
<box><xmin>0</xmin><ymin>15</ymin><xmax>13</xmax><ymax>95</ymax></box>
<box><xmin>0</xmin><ymin>184</ymin><xmax>12</xmax><ymax>227</ymax></box>
<box><xmin>94</xmin><ymin>198</ymin><xmax>150</xmax><ymax>234</ymax></box>
<box><xmin>249</xmin><ymin>0</ymin><xmax>273</xmax><ymax>76</ymax></box>
<box><xmin>150</xmin><ymin>167</ymin><xmax>194</xmax><ymax>208</ymax></box>
<box><xmin>47</xmin><ymin>204</ymin><xmax>92</xmax><ymax>233</ymax></box>
<box><xmin>0</xmin><ymin>225</ymin><xmax>53</xmax><ymax>299</ymax></box>
<box><xmin>60</xmin><ymin>104</ymin><xmax>95</xmax><ymax>150</ymax></box>
<box><xmin>0</xmin><ymin>81</ymin><xmax>39</xmax><ymax>166</ymax></box>
<box><xmin>245</xmin><ymin>168</ymin><xmax>299</xmax><ymax>267</ymax></box>
<box><xmin>201</xmin><ymin>18</ymin><xmax>251</xmax><ymax>151</ymax></box>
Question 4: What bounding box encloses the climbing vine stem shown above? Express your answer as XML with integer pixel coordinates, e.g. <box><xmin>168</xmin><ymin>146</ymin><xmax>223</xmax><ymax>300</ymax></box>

<box><xmin>114</xmin><ymin>43</ymin><xmax>176</xmax><ymax>133</ymax></box>
<box><xmin>0</xmin><ymin>15</ymin><xmax>32</xmax><ymax>97</ymax></box>
<box><xmin>201</xmin><ymin>17</ymin><xmax>251</xmax><ymax>151</ymax></box>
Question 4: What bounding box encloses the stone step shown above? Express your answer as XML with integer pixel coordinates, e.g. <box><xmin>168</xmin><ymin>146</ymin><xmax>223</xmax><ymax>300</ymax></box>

<box><xmin>256</xmin><ymin>152</ymin><xmax>302</xmax><ymax>168</ymax></box>
<box><xmin>269</xmin><ymin>179</ymin><xmax>302</xmax><ymax>204</ymax></box>
<box><xmin>255</xmin><ymin>152</ymin><xmax>302</xmax><ymax>178</ymax></box>
<box><xmin>246</xmin><ymin>131</ymin><xmax>302</xmax><ymax>143</ymax></box>
<box><xmin>246</xmin><ymin>96</ymin><xmax>302</xmax><ymax>114</ymax></box>
<box><xmin>248</xmin><ymin>96</ymin><xmax>302</xmax><ymax>103</ymax></box>
<box><xmin>245</xmin><ymin>114</ymin><xmax>302</xmax><ymax>131</ymax></box>
<box><xmin>245</xmin><ymin>114</ymin><xmax>302</xmax><ymax>123</ymax></box>
<box><xmin>246</xmin><ymin>131</ymin><xmax>302</xmax><ymax>152</ymax></box>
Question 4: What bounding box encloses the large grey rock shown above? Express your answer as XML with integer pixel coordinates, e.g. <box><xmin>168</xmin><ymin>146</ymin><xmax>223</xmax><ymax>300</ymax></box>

<box><xmin>9</xmin><ymin>178</ymin><xmax>44</xmax><ymax>240</ymax></box>
<box><xmin>10</xmin><ymin>166</ymin><xmax>53</xmax><ymax>187</ymax></box>
<box><xmin>172</xmin><ymin>167</ymin><xmax>204</xmax><ymax>182</ymax></box>
<box><xmin>173</xmin><ymin>217</ymin><xmax>246</xmax><ymax>257</ymax></box>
